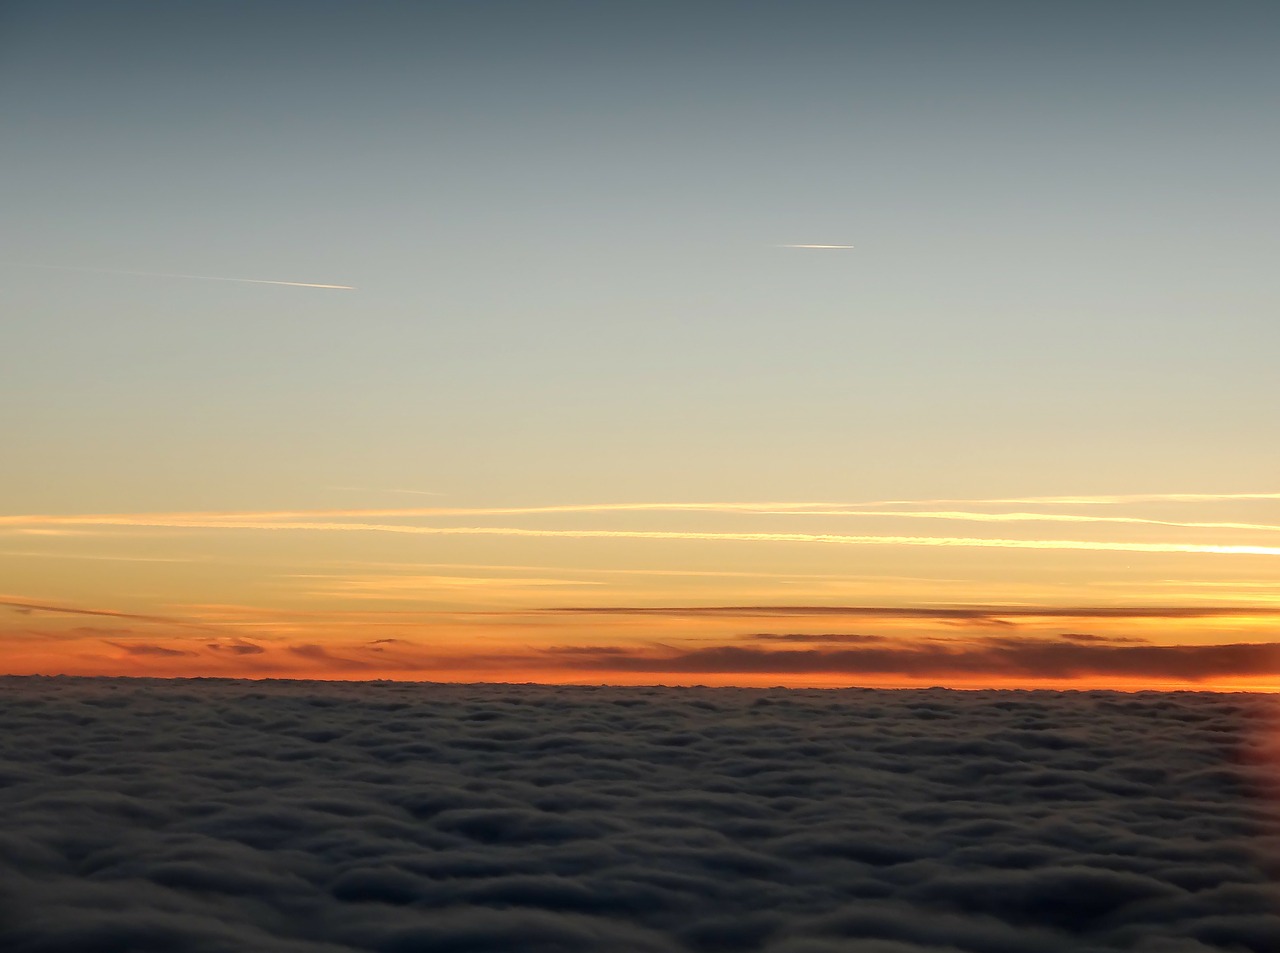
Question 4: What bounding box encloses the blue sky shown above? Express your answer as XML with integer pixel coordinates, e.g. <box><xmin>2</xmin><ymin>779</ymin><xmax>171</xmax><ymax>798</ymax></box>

<box><xmin>5</xmin><ymin>1</ymin><xmax>1277</xmax><ymax>511</ymax></box>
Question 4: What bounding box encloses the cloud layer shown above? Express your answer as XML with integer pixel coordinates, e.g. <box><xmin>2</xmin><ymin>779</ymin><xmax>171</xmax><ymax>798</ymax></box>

<box><xmin>9</xmin><ymin>615</ymin><xmax>1280</xmax><ymax>687</ymax></box>
<box><xmin>550</xmin><ymin>638</ymin><xmax>1280</xmax><ymax>681</ymax></box>
<box><xmin>6</xmin><ymin>496</ymin><xmax>1280</xmax><ymax>557</ymax></box>
<box><xmin>1</xmin><ymin>678</ymin><xmax>1277</xmax><ymax>952</ymax></box>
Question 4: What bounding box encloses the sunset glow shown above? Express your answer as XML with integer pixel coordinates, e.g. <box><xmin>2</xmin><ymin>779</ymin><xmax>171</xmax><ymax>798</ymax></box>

<box><xmin>3</xmin><ymin>490</ymin><xmax>1278</xmax><ymax>689</ymax></box>
<box><xmin>3</xmin><ymin>1</ymin><xmax>1276</xmax><ymax>694</ymax></box>
<box><xmin>8</xmin><ymin>7</ymin><xmax>1280</xmax><ymax>953</ymax></box>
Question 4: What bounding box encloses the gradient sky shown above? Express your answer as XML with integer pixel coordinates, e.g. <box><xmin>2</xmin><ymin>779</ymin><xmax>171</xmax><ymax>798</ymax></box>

<box><xmin>3</xmin><ymin>1</ymin><xmax>1278</xmax><ymax>689</ymax></box>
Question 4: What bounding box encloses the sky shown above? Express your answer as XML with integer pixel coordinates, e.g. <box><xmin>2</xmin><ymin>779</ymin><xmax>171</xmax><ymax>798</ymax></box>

<box><xmin>2</xmin><ymin>0</ymin><xmax>1278</xmax><ymax>689</ymax></box>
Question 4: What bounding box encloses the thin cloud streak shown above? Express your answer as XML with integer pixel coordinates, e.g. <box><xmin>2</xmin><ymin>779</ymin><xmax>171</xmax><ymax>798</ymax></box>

<box><xmin>6</xmin><ymin>262</ymin><xmax>354</xmax><ymax>290</ymax></box>
<box><xmin>0</xmin><ymin>501</ymin><xmax>865</xmax><ymax>524</ymax></box>
<box><xmin>104</xmin><ymin>641</ymin><xmax>195</xmax><ymax>657</ymax></box>
<box><xmin>0</xmin><ymin>598</ymin><xmax>223</xmax><ymax>632</ymax></box>
<box><xmin>46</xmin><ymin>629</ymin><xmax>1280</xmax><ymax>682</ymax></box>
<box><xmin>731</xmin><ymin>508</ymin><xmax>1280</xmax><ymax>533</ymax></box>
<box><xmin>778</xmin><ymin>243</ymin><xmax>856</xmax><ymax>248</ymax></box>
<box><xmin>6</xmin><ymin>500</ymin><xmax>1279</xmax><ymax>532</ymax></box>
<box><xmin>163</xmin><ymin>274</ymin><xmax>355</xmax><ymax>290</ymax></box>
<box><xmin>541</xmin><ymin>604</ymin><xmax>1280</xmax><ymax>621</ymax></box>
<box><xmin>928</xmin><ymin>492</ymin><xmax>1280</xmax><ymax>505</ymax></box>
<box><xmin>2</xmin><ymin>516</ymin><xmax>1279</xmax><ymax>556</ymax></box>
<box><xmin>306</xmin><ymin>560</ymin><xmax>948</xmax><ymax>583</ymax></box>
<box><xmin>544</xmin><ymin>639</ymin><xmax>1280</xmax><ymax>680</ymax></box>
<box><xmin>736</xmin><ymin>492</ymin><xmax>1280</xmax><ymax>507</ymax></box>
<box><xmin>326</xmin><ymin>486</ymin><xmax>446</xmax><ymax>496</ymax></box>
<box><xmin>0</xmin><ymin>551</ymin><xmax>196</xmax><ymax>562</ymax></box>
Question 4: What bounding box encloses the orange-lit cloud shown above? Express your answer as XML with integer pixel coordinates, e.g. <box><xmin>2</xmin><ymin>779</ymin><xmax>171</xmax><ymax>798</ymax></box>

<box><xmin>4</xmin><ymin>497</ymin><xmax>1277</xmax><ymax>524</ymax></box>
<box><xmin>982</xmin><ymin>492</ymin><xmax>1280</xmax><ymax>504</ymax></box>
<box><xmin>528</xmin><ymin>637</ymin><xmax>1280</xmax><ymax>681</ymax></box>
<box><xmin>830</xmin><ymin>492</ymin><xmax>1280</xmax><ymax>506</ymax></box>
<box><xmin>3</xmin><ymin>515</ymin><xmax>1279</xmax><ymax>556</ymax></box>
<box><xmin>205</xmin><ymin>639</ymin><xmax>266</xmax><ymax>656</ymax></box>
<box><xmin>292</xmin><ymin>573</ymin><xmax>603</xmax><ymax>600</ymax></box>
<box><xmin>5</xmin><ymin>497</ymin><xmax>1279</xmax><ymax>557</ymax></box>
<box><xmin>771</xmin><ymin>509</ymin><xmax>1280</xmax><ymax>532</ymax></box>
<box><xmin>5</xmin><ymin>491</ymin><xmax>1278</xmax><ymax>688</ymax></box>
<box><xmin>105</xmin><ymin>641</ymin><xmax>195</xmax><ymax>657</ymax></box>
<box><xmin>539</xmin><ymin>604</ymin><xmax>1280</xmax><ymax>622</ymax></box>
<box><xmin>10</xmin><ymin>625</ymin><xmax>1280</xmax><ymax>689</ymax></box>
<box><xmin>0</xmin><ymin>597</ymin><xmax>222</xmax><ymax>632</ymax></box>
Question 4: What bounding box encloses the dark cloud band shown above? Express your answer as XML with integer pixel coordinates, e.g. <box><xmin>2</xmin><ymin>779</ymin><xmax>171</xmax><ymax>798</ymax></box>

<box><xmin>0</xmin><ymin>678</ymin><xmax>1276</xmax><ymax>953</ymax></box>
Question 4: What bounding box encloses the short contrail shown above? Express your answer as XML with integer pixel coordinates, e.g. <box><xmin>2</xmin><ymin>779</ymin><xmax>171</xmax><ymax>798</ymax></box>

<box><xmin>161</xmin><ymin>272</ymin><xmax>355</xmax><ymax>290</ymax></box>
<box><xmin>5</xmin><ymin>262</ymin><xmax>354</xmax><ymax>290</ymax></box>
<box><xmin>778</xmin><ymin>244</ymin><xmax>855</xmax><ymax>249</ymax></box>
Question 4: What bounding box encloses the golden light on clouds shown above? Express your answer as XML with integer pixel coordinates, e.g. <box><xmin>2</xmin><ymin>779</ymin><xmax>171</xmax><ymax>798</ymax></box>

<box><xmin>4</xmin><ymin>515</ymin><xmax>1280</xmax><ymax>556</ymax></box>
<box><xmin>4</xmin><ymin>491</ymin><xmax>1278</xmax><ymax>687</ymax></box>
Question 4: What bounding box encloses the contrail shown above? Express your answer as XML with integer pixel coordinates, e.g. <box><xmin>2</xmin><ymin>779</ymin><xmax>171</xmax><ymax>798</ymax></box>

<box><xmin>778</xmin><ymin>244</ymin><xmax>855</xmax><ymax>249</ymax></box>
<box><xmin>156</xmin><ymin>272</ymin><xmax>355</xmax><ymax>290</ymax></box>
<box><xmin>3</xmin><ymin>513</ymin><xmax>1277</xmax><ymax>556</ymax></box>
<box><xmin>5</xmin><ymin>262</ymin><xmax>354</xmax><ymax>290</ymax></box>
<box><xmin>0</xmin><ymin>597</ymin><xmax>225</xmax><ymax>632</ymax></box>
<box><xmin>327</xmin><ymin>486</ymin><xmax>446</xmax><ymax>496</ymax></box>
<box><xmin>5</xmin><ymin>502</ymin><xmax>1280</xmax><ymax>534</ymax></box>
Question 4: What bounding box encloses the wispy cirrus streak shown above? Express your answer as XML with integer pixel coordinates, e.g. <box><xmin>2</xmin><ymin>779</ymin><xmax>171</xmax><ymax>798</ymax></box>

<box><xmin>2</xmin><ymin>516</ymin><xmax>1279</xmax><ymax>556</ymax></box>
<box><xmin>5</xmin><ymin>262</ymin><xmax>354</xmax><ymax>290</ymax></box>
<box><xmin>743</xmin><ymin>633</ymin><xmax>890</xmax><ymax>643</ymax></box>
<box><xmin>543</xmin><ymin>639</ymin><xmax>1280</xmax><ymax>680</ymax></box>
<box><xmin>0</xmin><ymin>598</ymin><xmax>222</xmax><ymax>632</ymax></box>
<box><xmin>542</xmin><ymin>605</ymin><xmax>1280</xmax><ymax>622</ymax></box>
<box><xmin>910</xmin><ymin>492</ymin><xmax>1280</xmax><ymax>505</ymax></box>
<box><xmin>775</xmin><ymin>510</ymin><xmax>1280</xmax><ymax>532</ymax></box>
<box><xmin>0</xmin><ymin>551</ymin><xmax>195</xmax><ymax>562</ymax></box>
<box><xmin>311</xmin><ymin>561</ymin><xmax>930</xmax><ymax>582</ymax></box>
<box><xmin>327</xmin><ymin>486</ymin><xmax>446</xmax><ymax>496</ymax></box>
<box><xmin>5</xmin><ymin>500</ymin><xmax>1279</xmax><ymax>532</ymax></box>
<box><xmin>105</xmin><ymin>642</ymin><xmax>195</xmax><ymax>657</ymax></box>
<box><xmin>0</xmin><ymin>501</ymin><xmax>875</xmax><ymax>525</ymax></box>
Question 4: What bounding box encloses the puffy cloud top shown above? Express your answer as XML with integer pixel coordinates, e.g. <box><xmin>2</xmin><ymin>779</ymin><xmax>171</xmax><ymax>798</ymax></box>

<box><xmin>1</xmin><ymin>677</ymin><xmax>1278</xmax><ymax>952</ymax></box>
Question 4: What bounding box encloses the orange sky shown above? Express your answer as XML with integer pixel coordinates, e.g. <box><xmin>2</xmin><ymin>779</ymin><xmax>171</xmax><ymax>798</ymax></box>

<box><xmin>5</xmin><ymin>493</ymin><xmax>1279</xmax><ymax>691</ymax></box>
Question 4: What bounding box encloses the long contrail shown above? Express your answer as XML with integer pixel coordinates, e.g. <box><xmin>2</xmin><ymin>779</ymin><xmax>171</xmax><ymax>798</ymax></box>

<box><xmin>5</xmin><ymin>502</ymin><xmax>1279</xmax><ymax>534</ymax></box>
<box><xmin>4</xmin><ymin>514</ymin><xmax>1277</xmax><ymax>556</ymax></box>
<box><xmin>5</xmin><ymin>262</ymin><xmax>354</xmax><ymax>290</ymax></box>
